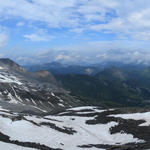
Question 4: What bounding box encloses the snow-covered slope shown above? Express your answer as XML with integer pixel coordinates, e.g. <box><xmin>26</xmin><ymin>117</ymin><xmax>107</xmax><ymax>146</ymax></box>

<box><xmin>0</xmin><ymin>106</ymin><xmax>149</xmax><ymax>150</ymax></box>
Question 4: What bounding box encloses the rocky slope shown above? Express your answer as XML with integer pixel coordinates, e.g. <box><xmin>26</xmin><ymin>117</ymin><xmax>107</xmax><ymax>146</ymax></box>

<box><xmin>0</xmin><ymin>58</ymin><xmax>83</xmax><ymax>115</ymax></box>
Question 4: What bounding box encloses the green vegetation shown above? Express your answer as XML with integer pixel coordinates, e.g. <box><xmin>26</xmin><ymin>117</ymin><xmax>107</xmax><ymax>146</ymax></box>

<box><xmin>56</xmin><ymin>67</ymin><xmax>150</xmax><ymax>107</ymax></box>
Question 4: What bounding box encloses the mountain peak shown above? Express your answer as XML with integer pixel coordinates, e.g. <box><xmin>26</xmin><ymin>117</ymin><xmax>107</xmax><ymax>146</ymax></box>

<box><xmin>96</xmin><ymin>66</ymin><xmax>126</xmax><ymax>81</ymax></box>
<box><xmin>0</xmin><ymin>58</ymin><xmax>18</xmax><ymax>66</ymax></box>
<box><xmin>0</xmin><ymin>58</ymin><xmax>27</xmax><ymax>73</ymax></box>
<box><xmin>35</xmin><ymin>70</ymin><xmax>57</xmax><ymax>84</ymax></box>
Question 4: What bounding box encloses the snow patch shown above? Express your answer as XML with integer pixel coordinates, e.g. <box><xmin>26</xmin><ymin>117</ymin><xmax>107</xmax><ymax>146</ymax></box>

<box><xmin>0</xmin><ymin>73</ymin><xmax>22</xmax><ymax>85</ymax></box>
<box><xmin>110</xmin><ymin>112</ymin><xmax>150</xmax><ymax>126</ymax></box>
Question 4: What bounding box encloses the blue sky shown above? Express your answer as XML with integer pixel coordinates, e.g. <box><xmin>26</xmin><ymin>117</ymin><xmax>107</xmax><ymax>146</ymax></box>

<box><xmin>1</xmin><ymin>0</ymin><xmax>150</xmax><ymax>65</ymax></box>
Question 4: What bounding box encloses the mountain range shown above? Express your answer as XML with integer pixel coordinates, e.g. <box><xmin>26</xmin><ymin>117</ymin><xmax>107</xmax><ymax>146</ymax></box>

<box><xmin>56</xmin><ymin>66</ymin><xmax>150</xmax><ymax>107</ymax></box>
<box><xmin>0</xmin><ymin>58</ymin><xmax>149</xmax><ymax>149</ymax></box>
<box><xmin>24</xmin><ymin>61</ymin><xmax>150</xmax><ymax>108</ymax></box>
<box><xmin>24</xmin><ymin>62</ymin><xmax>102</xmax><ymax>75</ymax></box>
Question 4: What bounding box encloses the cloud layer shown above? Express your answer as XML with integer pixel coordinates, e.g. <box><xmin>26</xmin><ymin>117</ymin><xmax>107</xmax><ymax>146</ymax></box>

<box><xmin>0</xmin><ymin>0</ymin><xmax>150</xmax><ymax>64</ymax></box>
<box><xmin>0</xmin><ymin>0</ymin><xmax>150</xmax><ymax>40</ymax></box>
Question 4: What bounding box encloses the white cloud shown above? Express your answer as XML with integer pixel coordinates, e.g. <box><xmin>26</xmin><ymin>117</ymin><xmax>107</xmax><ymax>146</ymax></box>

<box><xmin>11</xmin><ymin>38</ymin><xmax>150</xmax><ymax>65</ymax></box>
<box><xmin>0</xmin><ymin>0</ymin><xmax>150</xmax><ymax>41</ymax></box>
<box><xmin>55</xmin><ymin>54</ymin><xmax>70</xmax><ymax>61</ymax></box>
<box><xmin>0</xmin><ymin>25</ymin><xmax>9</xmax><ymax>48</ymax></box>
<box><xmin>24</xmin><ymin>33</ymin><xmax>52</xmax><ymax>42</ymax></box>
<box><xmin>0</xmin><ymin>33</ymin><xmax>8</xmax><ymax>48</ymax></box>
<box><xmin>16</xmin><ymin>22</ymin><xmax>25</xmax><ymax>27</ymax></box>
<box><xmin>0</xmin><ymin>0</ymin><xmax>78</xmax><ymax>28</ymax></box>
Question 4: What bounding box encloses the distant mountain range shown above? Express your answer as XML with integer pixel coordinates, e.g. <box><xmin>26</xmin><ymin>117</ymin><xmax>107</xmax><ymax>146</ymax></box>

<box><xmin>24</xmin><ymin>61</ymin><xmax>148</xmax><ymax>75</ymax></box>
<box><xmin>24</xmin><ymin>62</ymin><xmax>102</xmax><ymax>75</ymax></box>
<box><xmin>24</xmin><ymin>61</ymin><xmax>150</xmax><ymax>107</ymax></box>
<box><xmin>56</xmin><ymin>66</ymin><xmax>150</xmax><ymax>107</ymax></box>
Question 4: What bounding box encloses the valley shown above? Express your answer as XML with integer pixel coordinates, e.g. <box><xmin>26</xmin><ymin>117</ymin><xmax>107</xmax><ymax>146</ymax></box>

<box><xmin>26</xmin><ymin>62</ymin><xmax>150</xmax><ymax>108</ymax></box>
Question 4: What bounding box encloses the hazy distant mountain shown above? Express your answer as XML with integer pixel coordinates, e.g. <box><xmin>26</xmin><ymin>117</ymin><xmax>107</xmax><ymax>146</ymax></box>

<box><xmin>24</xmin><ymin>61</ymin><xmax>150</xmax><ymax>107</ymax></box>
<box><xmin>24</xmin><ymin>62</ymin><xmax>64</xmax><ymax>72</ymax></box>
<box><xmin>24</xmin><ymin>62</ymin><xmax>102</xmax><ymax>75</ymax></box>
<box><xmin>96</xmin><ymin>67</ymin><xmax>127</xmax><ymax>81</ymax></box>
<box><xmin>24</xmin><ymin>60</ymin><xmax>149</xmax><ymax>77</ymax></box>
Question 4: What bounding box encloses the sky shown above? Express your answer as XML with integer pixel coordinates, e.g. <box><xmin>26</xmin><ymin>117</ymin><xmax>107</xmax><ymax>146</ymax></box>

<box><xmin>1</xmin><ymin>0</ymin><xmax>150</xmax><ymax>65</ymax></box>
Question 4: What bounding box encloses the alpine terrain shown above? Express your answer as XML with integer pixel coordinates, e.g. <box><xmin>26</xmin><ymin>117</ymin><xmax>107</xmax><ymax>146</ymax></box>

<box><xmin>0</xmin><ymin>58</ymin><xmax>83</xmax><ymax>114</ymax></box>
<box><xmin>0</xmin><ymin>58</ymin><xmax>149</xmax><ymax>150</ymax></box>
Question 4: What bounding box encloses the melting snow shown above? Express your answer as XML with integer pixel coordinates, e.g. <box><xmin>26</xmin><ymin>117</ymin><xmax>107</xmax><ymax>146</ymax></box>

<box><xmin>0</xmin><ymin>114</ymin><xmax>142</xmax><ymax>150</ymax></box>
<box><xmin>110</xmin><ymin>112</ymin><xmax>150</xmax><ymax>126</ymax></box>
<box><xmin>51</xmin><ymin>92</ymin><xmax>55</xmax><ymax>96</ymax></box>
<box><xmin>0</xmin><ymin>107</ymin><xmax>145</xmax><ymax>150</ymax></box>
<box><xmin>0</xmin><ymin>142</ymin><xmax>36</xmax><ymax>150</ymax></box>
<box><xmin>68</xmin><ymin>106</ymin><xmax>98</xmax><ymax>111</ymax></box>
<box><xmin>8</xmin><ymin>93</ymin><xmax>19</xmax><ymax>104</ymax></box>
<box><xmin>0</xmin><ymin>73</ymin><xmax>22</xmax><ymax>85</ymax></box>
